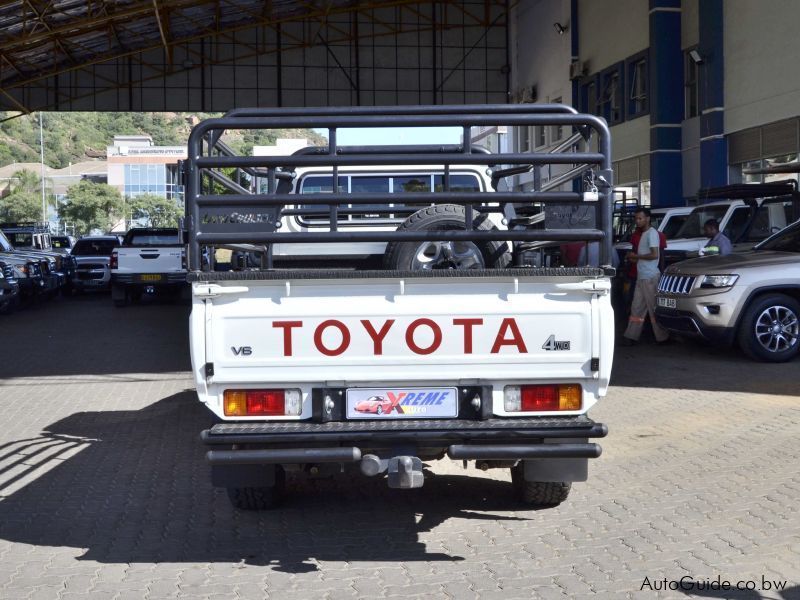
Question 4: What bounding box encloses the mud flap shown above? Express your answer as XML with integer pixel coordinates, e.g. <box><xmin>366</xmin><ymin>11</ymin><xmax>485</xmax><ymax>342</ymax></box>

<box><xmin>522</xmin><ymin>438</ymin><xmax>589</xmax><ymax>482</ymax></box>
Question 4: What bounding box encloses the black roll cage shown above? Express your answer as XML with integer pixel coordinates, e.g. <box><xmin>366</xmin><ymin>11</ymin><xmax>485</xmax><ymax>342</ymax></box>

<box><xmin>183</xmin><ymin>104</ymin><xmax>614</xmax><ymax>272</ymax></box>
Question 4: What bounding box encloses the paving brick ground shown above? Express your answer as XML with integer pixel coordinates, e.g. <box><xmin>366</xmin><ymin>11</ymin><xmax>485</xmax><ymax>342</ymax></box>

<box><xmin>0</xmin><ymin>293</ymin><xmax>798</xmax><ymax>599</ymax></box>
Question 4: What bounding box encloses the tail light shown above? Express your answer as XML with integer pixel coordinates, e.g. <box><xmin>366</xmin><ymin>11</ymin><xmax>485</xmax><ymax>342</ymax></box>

<box><xmin>223</xmin><ymin>389</ymin><xmax>302</xmax><ymax>417</ymax></box>
<box><xmin>181</xmin><ymin>249</ymin><xmax>187</xmax><ymax>270</ymax></box>
<box><xmin>110</xmin><ymin>251</ymin><xmax>118</xmax><ymax>270</ymax></box>
<box><xmin>504</xmin><ymin>384</ymin><xmax>582</xmax><ymax>412</ymax></box>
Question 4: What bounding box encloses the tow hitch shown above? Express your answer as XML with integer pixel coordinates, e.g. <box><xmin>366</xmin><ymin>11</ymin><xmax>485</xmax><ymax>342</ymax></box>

<box><xmin>360</xmin><ymin>453</ymin><xmax>425</xmax><ymax>489</ymax></box>
<box><xmin>387</xmin><ymin>456</ymin><xmax>424</xmax><ymax>489</ymax></box>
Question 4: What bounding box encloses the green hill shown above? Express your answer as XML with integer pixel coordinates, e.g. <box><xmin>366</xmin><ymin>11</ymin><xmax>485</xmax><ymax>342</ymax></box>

<box><xmin>0</xmin><ymin>112</ymin><xmax>326</xmax><ymax>168</ymax></box>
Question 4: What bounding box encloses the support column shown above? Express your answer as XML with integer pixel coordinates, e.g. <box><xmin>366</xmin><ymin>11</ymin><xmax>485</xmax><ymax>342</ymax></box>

<box><xmin>699</xmin><ymin>0</ymin><xmax>726</xmax><ymax>190</ymax></box>
<box><xmin>571</xmin><ymin>0</ymin><xmax>581</xmax><ymax>193</ymax></box>
<box><xmin>649</xmin><ymin>0</ymin><xmax>683</xmax><ymax>207</ymax></box>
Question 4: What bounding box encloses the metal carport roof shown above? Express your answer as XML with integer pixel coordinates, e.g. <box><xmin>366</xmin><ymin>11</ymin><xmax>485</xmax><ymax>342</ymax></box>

<box><xmin>0</xmin><ymin>0</ymin><xmax>510</xmax><ymax>112</ymax></box>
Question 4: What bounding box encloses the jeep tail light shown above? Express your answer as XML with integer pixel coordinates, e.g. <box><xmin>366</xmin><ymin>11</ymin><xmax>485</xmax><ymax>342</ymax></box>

<box><xmin>224</xmin><ymin>389</ymin><xmax>302</xmax><ymax>416</ymax></box>
<box><xmin>504</xmin><ymin>384</ymin><xmax>582</xmax><ymax>412</ymax></box>
<box><xmin>110</xmin><ymin>251</ymin><xmax>118</xmax><ymax>270</ymax></box>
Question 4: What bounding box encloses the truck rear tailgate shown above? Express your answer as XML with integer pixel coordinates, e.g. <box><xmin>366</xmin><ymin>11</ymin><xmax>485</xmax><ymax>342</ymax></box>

<box><xmin>190</xmin><ymin>269</ymin><xmax>614</xmax><ymax>417</ymax></box>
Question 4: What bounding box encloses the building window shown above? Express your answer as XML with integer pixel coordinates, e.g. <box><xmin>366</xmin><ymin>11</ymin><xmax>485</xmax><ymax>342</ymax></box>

<box><xmin>518</xmin><ymin>126</ymin><xmax>532</xmax><ymax>152</ymax></box>
<box><xmin>626</xmin><ymin>52</ymin><xmax>649</xmax><ymax>118</ymax></box>
<box><xmin>581</xmin><ymin>79</ymin><xmax>597</xmax><ymax>115</ymax></box>
<box><xmin>124</xmin><ymin>163</ymin><xmax>171</xmax><ymax>198</ymax></box>
<box><xmin>550</xmin><ymin>97</ymin><xmax>564</xmax><ymax>142</ymax></box>
<box><xmin>599</xmin><ymin>64</ymin><xmax>624</xmax><ymax>125</ymax></box>
<box><xmin>535</xmin><ymin>126</ymin><xmax>546</xmax><ymax>148</ymax></box>
<box><xmin>684</xmin><ymin>48</ymin><xmax>700</xmax><ymax>119</ymax></box>
<box><xmin>733</xmin><ymin>154</ymin><xmax>799</xmax><ymax>185</ymax></box>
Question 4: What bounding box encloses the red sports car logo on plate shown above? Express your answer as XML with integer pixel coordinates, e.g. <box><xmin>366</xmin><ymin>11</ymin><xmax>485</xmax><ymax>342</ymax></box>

<box><xmin>354</xmin><ymin>395</ymin><xmax>396</xmax><ymax>415</ymax></box>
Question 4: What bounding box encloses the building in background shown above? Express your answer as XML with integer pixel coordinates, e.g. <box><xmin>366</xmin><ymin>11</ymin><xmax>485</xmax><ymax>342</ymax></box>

<box><xmin>106</xmin><ymin>135</ymin><xmax>186</xmax><ymax>201</ymax></box>
<box><xmin>0</xmin><ymin>160</ymin><xmax>107</xmax><ymax>230</ymax></box>
<box><xmin>509</xmin><ymin>0</ymin><xmax>800</xmax><ymax>207</ymax></box>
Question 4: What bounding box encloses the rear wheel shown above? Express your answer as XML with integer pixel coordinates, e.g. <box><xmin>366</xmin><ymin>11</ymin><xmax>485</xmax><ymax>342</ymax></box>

<box><xmin>511</xmin><ymin>464</ymin><xmax>571</xmax><ymax>506</ymax></box>
<box><xmin>383</xmin><ymin>204</ymin><xmax>510</xmax><ymax>271</ymax></box>
<box><xmin>737</xmin><ymin>294</ymin><xmax>800</xmax><ymax>362</ymax></box>
<box><xmin>226</xmin><ymin>467</ymin><xmax>286</xmax><ymax>510</ymax></box>
<box><xmin>112</xmin><ymin>285</ymin><xmax>127</xmax><ymax>307</ymax></box>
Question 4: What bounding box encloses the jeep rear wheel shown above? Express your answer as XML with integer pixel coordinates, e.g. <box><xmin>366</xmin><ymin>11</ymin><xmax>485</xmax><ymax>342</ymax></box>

<box><xmin>226</xmin><ymin>468</ymin><xmax>286</xmax><ymax>510</ymax></box>
<box><xmin>511</xmin><ymin>464</ymin><xmax>571</xmax><ymax>506</ymax></box>
<box><xmin>737</xmin><ymin>294</ymin><xmax>800</xmax><ymax>362</ymax></box>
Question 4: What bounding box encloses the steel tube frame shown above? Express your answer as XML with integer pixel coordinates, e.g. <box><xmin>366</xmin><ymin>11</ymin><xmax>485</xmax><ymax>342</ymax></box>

<box><xmin>185</xmin><ymin>106</ymin><xmax>613</xmax><ymax>270</ymax></box>
<box><xmin>195</xmin><ymin>229</ymin><xmax>604</xmax><ymax>245</ymax></box>
<box><xmin>195</xmin><ymin>191</ymin><xmax>584</xmax><ymax>206</ymax></box>
<box><xmin>195</xmin><ymin>152</ymin><xmax>605</xmax><ymax>168</ymax></box>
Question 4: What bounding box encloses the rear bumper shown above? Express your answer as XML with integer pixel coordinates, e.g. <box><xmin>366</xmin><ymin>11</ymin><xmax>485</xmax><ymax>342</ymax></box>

<box><xmin>74</xmin><ymin>267</ymin><xmax>111</xmax><ymax>288</ymax></box>
<box><xmin>201</xmin><ymin>416</ymin><xmax>607</xmax><ymax>464</ymax></box>
<box><xmin>74</xmin><ymin>277</ymin><xmax>111</xmax><ymax>289</ymax></box>
<box><xmin>655</xmin><ymin>308</ymin><xmax>735</xmax><ymax>345</ymax></box>
<box><xmin>112</xmin><ymin>272</ymin><xmax>187</xmax><ymax>286</ymax></box>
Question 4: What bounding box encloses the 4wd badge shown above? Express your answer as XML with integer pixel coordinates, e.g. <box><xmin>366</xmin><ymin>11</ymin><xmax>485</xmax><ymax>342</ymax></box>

<box><xmin>542</xmin><ymin>335</ymin><xmax>570</xmax><ymax>351</ymax></box>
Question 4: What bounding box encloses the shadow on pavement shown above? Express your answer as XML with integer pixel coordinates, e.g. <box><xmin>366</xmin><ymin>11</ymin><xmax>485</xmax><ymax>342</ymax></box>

<box><xmin>0</xmin><ymin>293</ymin><xmax>191</xmax><ymax>378</ymax></box>
<box><xmin>0</xmin><ymin>391</ymin><xmax>531</xmax><ymax>572</ymax></box>
<box><xmin>610</xmin><ymin>338</ymin><xmax>799</xmax><ymax>396</ymax></box>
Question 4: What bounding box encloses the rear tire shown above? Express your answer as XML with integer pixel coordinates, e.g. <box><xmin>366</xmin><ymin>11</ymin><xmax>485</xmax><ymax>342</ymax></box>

<box><xmin>226</xmin><ymin>467</ymin><xmax>286</xmax><ymax>510</ymax></box>
<box><xmin>737</xmin><ymin>294</ymin><xmax>800</xmax><ymax>362</ymax></box>
<box><xmin>383</xmin><ymin>204</ymin><xmax>510</xmax><ymax>271</ymax></box>
<box><xmin>511</xmin><ymin>464</ymin><xmax>571</xmax><ymax>506</ymax></box>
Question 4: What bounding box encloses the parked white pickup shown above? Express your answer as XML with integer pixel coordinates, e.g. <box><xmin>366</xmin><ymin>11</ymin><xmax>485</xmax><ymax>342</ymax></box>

<box><xmin>110</xmin><ymin>227</ymin><xmax>187</xmax><ymax>306</ymax></box>
<box><xmin>186</xmin><ymin>104</ymin><xmax>615</xmax><ymax>511</ymax></box>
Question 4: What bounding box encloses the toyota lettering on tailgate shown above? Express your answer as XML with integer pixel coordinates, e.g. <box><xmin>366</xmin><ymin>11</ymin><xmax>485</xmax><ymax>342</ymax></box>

<box><xmin>270</xmin><ymin>317</ymin><xmax>534</xmax><ymax>357</ymax></box>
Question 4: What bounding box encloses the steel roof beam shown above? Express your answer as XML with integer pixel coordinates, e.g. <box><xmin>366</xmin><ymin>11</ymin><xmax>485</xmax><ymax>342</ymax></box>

<box><xmin>152</xmin><ymin>0</ymin><xmax>173</xmax><ymax>66</ymax></box>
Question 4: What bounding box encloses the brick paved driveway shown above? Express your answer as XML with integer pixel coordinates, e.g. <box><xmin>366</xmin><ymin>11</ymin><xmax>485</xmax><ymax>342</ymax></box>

<box><xmin>0</xmin><ymin>294</ymin><xmax>798</xmax><ymax>599</ymax></box>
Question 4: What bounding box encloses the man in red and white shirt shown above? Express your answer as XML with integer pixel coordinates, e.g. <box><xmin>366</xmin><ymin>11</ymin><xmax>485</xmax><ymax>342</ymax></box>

<box><xmin>622</xmin><ymin>208</ymin><xmax>669</xmax><ymax>344</ymax></box>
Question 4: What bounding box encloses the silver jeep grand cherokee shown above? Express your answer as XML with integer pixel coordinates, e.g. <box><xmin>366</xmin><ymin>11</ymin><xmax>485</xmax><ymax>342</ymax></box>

<box><xmin>655</xmin><ymin>220</ymin><xmax>800</xmax><ymax>362</ymax></box>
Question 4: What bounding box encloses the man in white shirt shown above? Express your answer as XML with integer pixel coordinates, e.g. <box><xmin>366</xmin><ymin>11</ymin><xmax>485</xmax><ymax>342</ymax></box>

<box><xmin>622</xmin><ymin>208</ymin><xmax>669</xmax><ymax>344</ymax></box>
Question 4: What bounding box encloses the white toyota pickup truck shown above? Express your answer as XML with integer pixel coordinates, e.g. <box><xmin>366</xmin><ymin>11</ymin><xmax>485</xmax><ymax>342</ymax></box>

<box><xmin>111</xmin><ymin>227</ymin><xmax>187</xmax><ymax>306</ymax></box>
<box><xmin>185</xmin><ymin>105</ymin><xmax>615</xmax><ymax>510</ymax></box>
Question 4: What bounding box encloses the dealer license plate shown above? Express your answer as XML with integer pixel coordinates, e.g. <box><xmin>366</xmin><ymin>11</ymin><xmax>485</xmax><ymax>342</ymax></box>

<box><xmin>139</xmin><ymin>274</ymin><xmax>163</xmax><ymax>282</ymax></box>
<box><xmin>657</xmin><ymin>296</ymin><xmax>676</xmax><ymax>309</ymax></box>
<box><xmin>346</xmin><ymin>387</ymin><xmax>458</xmax><ymax>419</ymax></box>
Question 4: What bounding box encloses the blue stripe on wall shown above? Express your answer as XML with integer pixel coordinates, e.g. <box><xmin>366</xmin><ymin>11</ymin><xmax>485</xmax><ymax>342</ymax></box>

<box><xmin>649</xmin><ymin>0</ymin><xmax>682</xmax><ymax>207</ymax></box>
<box><xmin>571</xmin><ymin>0</ymin><xmax>581</xmax><ymax>194</ymax></box>
<box><xmin>699</xmin><ymin>0</ymin><xmax>726</xmax><ymax>190</ymax></box>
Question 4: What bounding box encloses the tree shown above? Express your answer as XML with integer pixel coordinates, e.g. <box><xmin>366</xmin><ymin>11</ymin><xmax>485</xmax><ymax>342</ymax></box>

<box><xmin>59</xmin><ymin>180</ymin><xmax>124</xmax><ymax>234</ymax></box>
<box><xmin>0</xmin><ymin>169</ymin><xmax>50</xmax><ymax>223</ymax></box>
<box><xmin>129</xmin><ymin>193</ymin><xmax>183</xmax><ymax>228</ymax></box>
